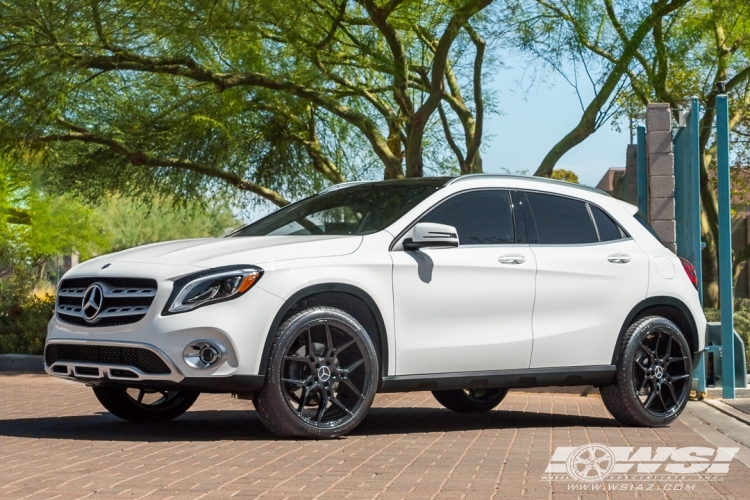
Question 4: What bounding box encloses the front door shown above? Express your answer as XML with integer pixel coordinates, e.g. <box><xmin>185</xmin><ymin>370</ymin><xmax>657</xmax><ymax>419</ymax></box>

<box><xmin>391</xmin><ymin>190</ymin><xmax>537</xmax><ymax>375</ymax></box>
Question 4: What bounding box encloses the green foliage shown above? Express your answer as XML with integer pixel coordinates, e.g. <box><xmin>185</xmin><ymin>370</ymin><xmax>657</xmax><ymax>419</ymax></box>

<box><xmin>550</xmin><ymin>169</ymin><xmax>579</xmax><ymax>184</ymax></box>
<box><xmin>0</xmin><ymin>156</ymin><xmax>109</xmax><ymax>270</ymax></box>
<box><xmin>0</xmin><ymin>154</ymin><xmax>242</xmax><ymax>354</ymax></box>
<box><xmin>704</xmin><ymin>298</ymin><xmax>750</xmax><ymax>373</ymax></box>
<box><xmin>0</xmin><ymin>267</ymin><xmax>54</xmax><ymax>355</ymax></box>
<box><xmin>97</xmin><ymin>195</ymin><xmax>241</xmax><ymax>252</ymax></box>
<box><xmin>0</xmin><ymin>0</ymin><xmax>498</xmax><ymax>208</ymax></box>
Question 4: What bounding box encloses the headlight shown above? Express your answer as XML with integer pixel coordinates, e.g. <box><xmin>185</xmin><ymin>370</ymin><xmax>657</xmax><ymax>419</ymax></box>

<box><xmin>163</xmin><ymin>265</ymin><xmax>263</xmax><ymax>314</ymax></box>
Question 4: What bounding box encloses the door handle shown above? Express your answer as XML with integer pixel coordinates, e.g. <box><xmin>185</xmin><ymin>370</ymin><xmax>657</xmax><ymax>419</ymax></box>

<box><xmin>499</xmin><ymin>254</ymin><xmax>525</xmax><ymax>265</ymax></box>
<box><xmin>608</xmin><ymin>253</ymin><xmax>631</xmax><ymax>264</ymax></box>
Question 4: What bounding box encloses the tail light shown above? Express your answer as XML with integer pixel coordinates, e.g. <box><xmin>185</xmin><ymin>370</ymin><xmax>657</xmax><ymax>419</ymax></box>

<box><xmin>679</xmin><ymin>257</ymin><xmax>699</xmax><ymax>290</ymax></box>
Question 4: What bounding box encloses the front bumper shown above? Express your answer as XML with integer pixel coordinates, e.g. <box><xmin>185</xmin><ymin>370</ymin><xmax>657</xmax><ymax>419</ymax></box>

<box><xmin>44</xmin><ymin>282</ymin><xmax>284</xmax><ymax>390</ymax></box>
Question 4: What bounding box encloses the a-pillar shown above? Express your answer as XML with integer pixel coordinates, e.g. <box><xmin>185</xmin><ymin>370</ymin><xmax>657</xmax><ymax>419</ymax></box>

<box><xmin>646</xmin><ymin>103</ymin><xmax>676</xmax><ymax>253</ymax></box>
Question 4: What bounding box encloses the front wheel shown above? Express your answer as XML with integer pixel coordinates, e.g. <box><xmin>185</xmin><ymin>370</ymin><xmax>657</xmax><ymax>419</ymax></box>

<box><xmin>92</xmin><ymin>386</ymin><xmax>199</xmax><ymax>423</ymax></box>
<box><xmin>601</xmin><ymin>316</ymin><xmax>692</xmax><ymax>427</ymax></box>
<box><xmin>432</xmin><ymin>388</ymin><xmax>508</xmax><ymax>413</ymax></box>
<box><xmin>254</xmin><ymin>307</ymin><xmax>379</xmax><ymax>438</ymax></box>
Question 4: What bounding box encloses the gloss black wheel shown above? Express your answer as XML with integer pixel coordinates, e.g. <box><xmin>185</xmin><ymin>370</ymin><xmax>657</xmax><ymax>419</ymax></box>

<box><xmin>601</xmin><ymin>316</ymin><xmax>692</xmax><ymax>427</ymax></box>
<box><xmin>92</xmin><ymin>386</ymin><xmax>199</xmax><ymax>423</ymax></box>
<box><xmin>254</xmin><ymin>307</ymin><xmax>378</xmax><ymax>438</ymax></box>
<box><xmin>432</xmin><ymin>388</ymin><xmax>508</xmax><ymax>413</ymax></box>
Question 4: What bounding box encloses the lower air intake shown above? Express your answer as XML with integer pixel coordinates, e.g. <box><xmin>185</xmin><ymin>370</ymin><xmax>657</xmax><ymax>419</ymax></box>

<box><xmin>45</xmin><ymin>344</ymin><xmax>171</xmax><ymax>375</ymax></box>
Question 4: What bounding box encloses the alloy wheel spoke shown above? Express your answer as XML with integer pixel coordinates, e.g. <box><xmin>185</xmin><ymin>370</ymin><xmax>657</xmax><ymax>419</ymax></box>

<box><xmin>342</xmin><ymin>378</ymin><xmax>362</xmax><ymax>398</ymax></box>
<box><xmin>283</xmin><ymin>355</ymin><xmax>315</xmax><ymax>371</ymax></box>
<box><xmin>330</xmin><ymin>395</ymin><xmax>354</xmax><ymax>416</ymax></box>
<box><xmin>667</xmin><ymin>356</ymin><xmax>687</xmax><ymax>365</ymax></box>
<box><xmin>670</xmin><ymin>373</ymin><xmax>690</xmax><ymax>381</ymax></box>
<box><xmin>343</xmin><ymin>358</ymin><xmax>365</xmax><ymax>374</ymax></box>
<box><xmin>639</xmin><ymin>342</ymin><xmax>654</xmax><ymax>358</ymax></box>
<box><xmin>297</xmin><ymin>387</ymin><xmax>311</xmax><ymax>415</ymax></box>
<box><xmin>663</xmin><ymin>335</ymin><xmax>673</xmax><ymax>362</ymax></box>
<box><xmin>637</xmin><ymin>376</ymin><xmax>650</xmax><ymax>394</ymax></box>
<box><xmin>335</xmin><ymin>339</ymin><xmax>356</xmax><ymax>356</ymax></box>
<box><xmin>281</xmin><ymin>377</ymin><xmax>308</xmax><ymax>387</ymax></box>
<box><xmin>657</xmin><ymin>390</ymin><xmax>668</xmax><ymax>412</ymax></box>
<box><xmin>324</xmin><ymin>321</ymin><xmax>334</xmax><ymax>357</ymax></box>
<box><xmin>653</xmin><ymin>332</ymin><xmax>661</xmax><ymax>357</ymax></box>
<box><xmin>316</xmin><ymin>392</ymin><xmax>329</xmax><ymax>425</ymax></box>
<box><xmin>306</xmin><ymin>329</ymin><xmax>315</xmax><ymax>358</ymax></box>
<box><xmin>665</xmin><ymin>380</ymin><xmax>679</xmax><ymax>404</ymax></box>
<box><xmin>643</xmin><ymin>389</ymin><xmax>658</xmax><ymax>409</ymax></box>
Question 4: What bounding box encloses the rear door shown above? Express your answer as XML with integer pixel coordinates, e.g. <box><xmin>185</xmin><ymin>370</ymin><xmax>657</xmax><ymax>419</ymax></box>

<box><xmin>520</xmin><ymin>191</ymin><xmax>649</xmax><ymax>369</ymax></box>
<box><xmin>391</xmin><ymin>190</ymin><xmax>537</xmax><ymax>375</ymax></box>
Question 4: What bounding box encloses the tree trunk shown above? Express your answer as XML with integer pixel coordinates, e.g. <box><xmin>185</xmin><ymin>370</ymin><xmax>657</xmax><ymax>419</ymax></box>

<box><xmin>535</xmin><ymin>115</ymin><xmax>596</xmax><ymax>177</ymax></box>
<box><xmin>404</xmin><ymin>118</ymin><xmax>426</xmax><ymax>177</ymax></box>
<box><xmin>702</xmin><ymin>212</ymin><xmax>719</xmax><ymax>307</ymax></box>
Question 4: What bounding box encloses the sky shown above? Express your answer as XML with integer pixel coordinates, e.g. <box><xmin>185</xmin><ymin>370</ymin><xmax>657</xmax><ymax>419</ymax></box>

<box><xmin>480</xmin><ymin>53</ymin><xmax>631</xmax><ymax>187</ymax></box>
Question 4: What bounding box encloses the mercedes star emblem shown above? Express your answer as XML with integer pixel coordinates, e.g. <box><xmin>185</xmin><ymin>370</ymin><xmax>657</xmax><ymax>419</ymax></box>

<box><xmin>81</xmin><ymin>283</ymin><xmax>105</xmax><ymax>323</ymax></box>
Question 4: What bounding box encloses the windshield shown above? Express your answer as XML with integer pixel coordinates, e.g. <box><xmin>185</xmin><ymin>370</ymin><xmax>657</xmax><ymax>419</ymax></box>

<box><xmin>233</xmin><ymin>178</ymin><xmax>448</xmax><ymax>237</ymax></box>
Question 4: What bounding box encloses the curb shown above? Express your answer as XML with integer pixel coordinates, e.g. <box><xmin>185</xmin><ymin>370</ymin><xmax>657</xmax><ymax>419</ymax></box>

<box><xmin>0</xmin><ymin>354</ymin><xmax>45</xmax><ymax>373</ymax></box>
<box><xmin>702</xmin><ymin>399</ymin><xmax>750</xmax><ymax>427</ymax></box>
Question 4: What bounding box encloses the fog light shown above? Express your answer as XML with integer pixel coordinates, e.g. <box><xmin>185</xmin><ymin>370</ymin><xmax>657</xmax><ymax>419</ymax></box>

<box><xmin>183</xmin><ymin>340</ymin><xmax>227</xmax><ymax>369</ymax></box>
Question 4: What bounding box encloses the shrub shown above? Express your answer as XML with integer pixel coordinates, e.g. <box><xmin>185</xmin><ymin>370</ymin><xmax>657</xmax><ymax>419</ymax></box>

<box><xmin>0</xmin><ymin>268</ymin><xmax>55</xmax><ymax>355</ymax></box>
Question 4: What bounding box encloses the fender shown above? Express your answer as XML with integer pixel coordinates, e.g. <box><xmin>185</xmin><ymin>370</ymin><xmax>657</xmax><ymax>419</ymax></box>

<box><xmin>611</xmin><ymin>296</ymin><xmax>700</xmax><ymax>365</ymax></box>
<box><xmin>257</xmin><ymin>283</ymin><xmax>389</xmax><ymax>379</ymax></box>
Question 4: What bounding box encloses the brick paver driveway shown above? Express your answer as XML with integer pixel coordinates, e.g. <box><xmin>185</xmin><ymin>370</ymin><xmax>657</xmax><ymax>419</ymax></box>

<box><xmin>0</xmin><ymin>375</ymin><xmax>748</xmax><ymax>499</ymax></box>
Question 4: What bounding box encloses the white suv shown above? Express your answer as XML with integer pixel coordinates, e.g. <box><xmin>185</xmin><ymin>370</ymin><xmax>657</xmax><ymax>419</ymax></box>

<box><xmin>45</xmin><ymin>175</ymin><xmax>705</xmax><ymax>437</ymax></box>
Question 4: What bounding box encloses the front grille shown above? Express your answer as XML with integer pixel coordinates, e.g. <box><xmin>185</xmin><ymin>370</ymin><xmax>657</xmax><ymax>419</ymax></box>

<box><xmin>56</xmin><ymin>277</ymin><xmax>157</xmax><ymax>327</ymax></box>
<box><xmin>45</xmin><ymin>344</ymin><xmax>171</xmax><ymax>374</ymax></box>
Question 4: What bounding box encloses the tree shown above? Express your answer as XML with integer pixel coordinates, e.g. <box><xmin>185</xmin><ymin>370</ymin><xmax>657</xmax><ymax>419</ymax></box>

<box><xmin>510</xmin><ymin>0</ymin><xmax>750</xmax><ymax>306</ymax></box>
<box><xmin>96</xmin><ymin>195</ymin><xmax>240</xmax><ymax>253</ymax></box>
<box><xmin>550</xmin><ymin>168</ymin><xmax>579</xmax><ymax>183</ymax></box>
<box><xmin>505</xmin><ymin>0</ymin><xmax>691</xmax><ymax>177</ymax></box>
<box><xmin>597</xmin><ymin>0</ymin><xmax>750</xmax><ymax>306</ymax></box>
<box><xmin>0</xmin><ymin>0</ymin><xmax>497</xmax><ymax>208</ymax></box>
<box><xmin>0</xmin><ymin>156</ymin><xmax>108</xmax><ymax>281</ymax></box>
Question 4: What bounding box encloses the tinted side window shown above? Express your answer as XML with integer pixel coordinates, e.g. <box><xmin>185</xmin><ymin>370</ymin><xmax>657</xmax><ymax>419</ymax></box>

<box><xmin>525</xmin><ymin>192</ymin><xmax>598</xmax><ymax>244</ymax></box>
<box><xmin>590</xmin><ymin>205</ymin><xmax>625</xmax><ymax>242</ymax></box>
<box><xmin>421</xmin><ymin>191</ymin><xmax>514</xmax><ymax>245</ymax></box>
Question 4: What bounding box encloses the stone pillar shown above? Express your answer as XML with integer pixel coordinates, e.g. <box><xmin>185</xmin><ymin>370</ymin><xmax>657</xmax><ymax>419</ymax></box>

<box><xmin>646</xmin><ymin>103</ymin><xmax>676</xmax><ymax>253</ymax></box>
<box><xmin>624</xmin><ymin>144</ymin><xmax>638</xmax><ymax>205</ymax></box>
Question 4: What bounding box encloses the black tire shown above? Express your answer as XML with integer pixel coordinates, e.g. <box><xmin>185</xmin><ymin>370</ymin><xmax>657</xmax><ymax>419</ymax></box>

<box><xmin>601</xmin><ymin>316</ymin><xmax>692</xmax><ymax>427</ymax></box>
<box><xmin>254</xmin><ymin>306</ymin><xmax>379</xmax><ymax>438</ymax></box>
<box><xmin>92</xmin><ymin>386</ymin><xmax>199</xmax><ymax>423</ymax></box>
<box><xmin>432</xmin><ymin>388</ymin><xmax>509</xmax><ymax>413</ymax></box>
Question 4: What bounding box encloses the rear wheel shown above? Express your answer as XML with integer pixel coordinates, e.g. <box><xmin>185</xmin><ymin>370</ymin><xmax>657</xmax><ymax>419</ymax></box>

<box><xmin>254</xmin><ymin>307</ymin><xmax>379</xmax><ymax>438</ymax></box>
<box><xmin>601</xmin><ymin>316</ymin><xmax>692</xmax><ymax>427</ymax></box>
<box><xmin>432</xmin><ymin>388</ymin><xmax>508</xmax><ymax>413</ymax></box>
<box><xmin>92</xmin><ymin>386</ymin><xmax>199</xmax><ymax>423</ymax></box>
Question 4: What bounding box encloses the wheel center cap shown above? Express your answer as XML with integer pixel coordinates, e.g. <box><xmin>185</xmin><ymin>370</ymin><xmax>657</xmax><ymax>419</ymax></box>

<box><xmin>318</xmin><ymin>365</ymin><xmax>331</xmax><ymax>382</ymax></box>
<box><xmin>654</xmin><ymin>366</ymin><xmax>664</xmax><ymax>379</ymax></box>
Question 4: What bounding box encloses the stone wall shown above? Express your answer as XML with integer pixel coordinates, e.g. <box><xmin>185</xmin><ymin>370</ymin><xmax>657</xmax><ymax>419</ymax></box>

<box><xmin>646</xmin><ymin>103</ymin><xmax>677</xmax><ymax>253</ymax></box>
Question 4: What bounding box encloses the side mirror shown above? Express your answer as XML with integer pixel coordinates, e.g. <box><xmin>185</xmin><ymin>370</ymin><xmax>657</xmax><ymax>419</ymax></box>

<box><xmin>403</xmin><ymin>223</ymin><xmax>459</xmax><ymax>251</ymax></box>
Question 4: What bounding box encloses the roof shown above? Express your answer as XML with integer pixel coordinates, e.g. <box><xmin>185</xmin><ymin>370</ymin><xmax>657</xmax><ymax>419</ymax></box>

<box><xmin>318</xmin><ymin>174</ymin><xmax>611</xmax><ymax>198</ymax></box>
<box><xmin>446</xmin><ymin>174</ymin><xmax>611</xmax><ymax>197</ymax></box>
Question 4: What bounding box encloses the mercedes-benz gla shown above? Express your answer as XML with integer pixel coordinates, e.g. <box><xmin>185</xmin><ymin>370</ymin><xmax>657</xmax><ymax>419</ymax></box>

<box><xmin>45</xmin><ymin>175</ymin><xmax>705</xmax><ymax>437</ymax></box>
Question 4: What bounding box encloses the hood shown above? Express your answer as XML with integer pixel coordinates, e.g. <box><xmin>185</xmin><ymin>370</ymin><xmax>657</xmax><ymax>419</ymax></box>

<box><xmin>66</xmin><ymin>235</ymin><xmax>363</xmax><ymax>279</ymax></box>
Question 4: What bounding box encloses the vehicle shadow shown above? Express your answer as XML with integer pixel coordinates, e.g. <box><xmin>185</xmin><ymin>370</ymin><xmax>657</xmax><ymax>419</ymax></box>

<box><xmin>0</xmin><ymin>407</ymin><xmax>617</xmax><ymax>442</ymax></box>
